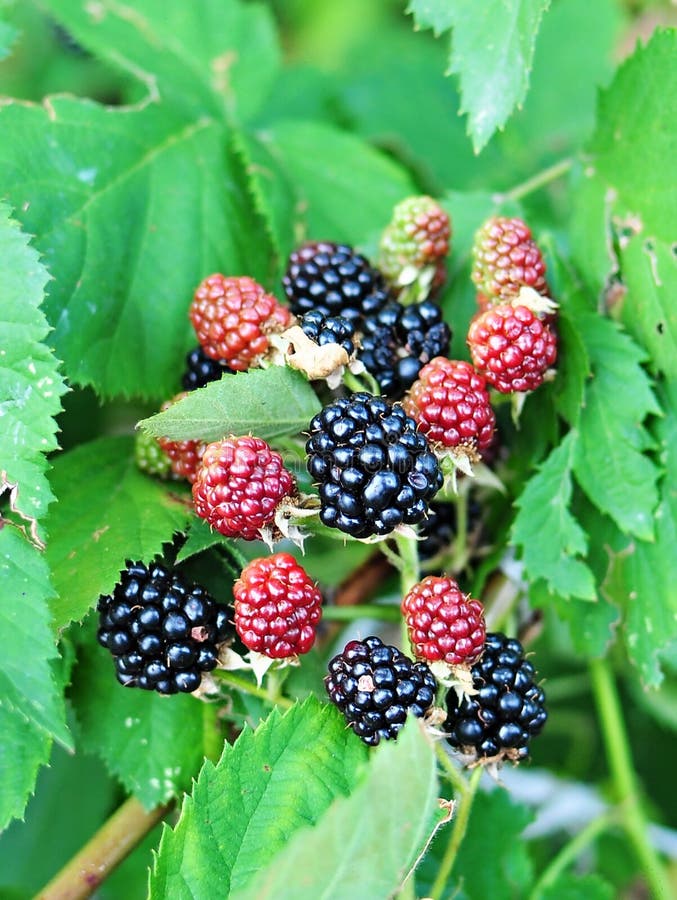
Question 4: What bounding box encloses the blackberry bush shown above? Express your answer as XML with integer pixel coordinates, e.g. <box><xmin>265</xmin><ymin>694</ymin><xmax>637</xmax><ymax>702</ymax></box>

<box><xmin>6</xmin><ymin>6</ymin><xmax>672</xmax><ymax>900</ymax></box>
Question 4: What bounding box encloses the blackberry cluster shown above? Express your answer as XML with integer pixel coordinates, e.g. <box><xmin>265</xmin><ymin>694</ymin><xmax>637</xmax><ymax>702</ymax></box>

<box><xmin>306</xmin><ymin>392</ymin><xmax>443</xmax><ymax>538</ymax></box>
<box><xmin>325</xmin><ymin>636</ymin><xmax>437</xmax><ymax>746</ymax></box>
<box><xmin>97</xmin><ymin>560</ymin><xmax>234</xmax><ymax>694</ymax></box>
<box><xmin>181</xmin><ymin>346</ymin><xmax>232</xmax><ymax>391</ymax></box>
<box><xmin>445</xmin><ymin>632</ymin><xmax>547</xmax><ymax>761</ymax></box>
<box><xmin>283</xmin><ymin>241</ymin><xmax>391</xmax><ymax>322</ymax></box>
<box><xmin>359</xmin><ymin>300</ymin><xmax>451</xmax><ymax>398</ymax></box>
<box><xmin>300</xmin><ymin>310</ymin><xmax>357</xmax><ymax>357</ymax></box>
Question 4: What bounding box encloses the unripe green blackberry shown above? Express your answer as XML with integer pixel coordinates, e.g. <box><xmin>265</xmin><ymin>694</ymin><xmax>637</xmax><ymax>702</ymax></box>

<box><xmin>134</xmin><ymin>429</ymin><xmax>172</xmax><ymax>479</ymax></box>
<box><xmin>379</xmin><ymin>196</ymin><xmax>450</xmax><ymax>291</ymax></box>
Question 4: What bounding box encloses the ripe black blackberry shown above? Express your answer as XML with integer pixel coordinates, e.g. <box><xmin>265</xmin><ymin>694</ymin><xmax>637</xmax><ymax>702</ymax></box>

<box><xmin>97</xmin><ymin>560</ymin><xmax>235</xmax><ymax>694</ymax></box>
<box><xmin>325</xmin><ymin>635</ymin><xmax>437</xmax><ymax>746</ymax></box>
<box><xmin>181</xmin><ymin>346</ymin><xmax>232</xmax><ymax>391</ymax></box>
<box><xmin>299</xmin><ymin>310</ymin><xmax>357</xmax><ymax>357</ymax></box>
<box><xmin>445</xmin><ymin>632</ymin><xmax>547</xmax><ymax>761</ymax></box>
<box><xmin>306</xmin><ymin>392</ymin><xmax>443</xmax><ymax>538</ymax></box>
<box><xmin>359</xmin><ymin>300</ymin><xmax>451</xmax><ymax>398</ymax></box>
<box><xmin>283</xmin><ymin>241</ymin><xmax>391</xmax><ymax>322</ymax></box>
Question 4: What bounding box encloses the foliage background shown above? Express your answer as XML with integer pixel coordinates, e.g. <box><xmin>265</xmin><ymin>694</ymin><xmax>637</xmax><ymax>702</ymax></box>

<box><xmin>0</xmin><ymin>0</ymin><xmax>675</xmax><ymax>897</ymax></box>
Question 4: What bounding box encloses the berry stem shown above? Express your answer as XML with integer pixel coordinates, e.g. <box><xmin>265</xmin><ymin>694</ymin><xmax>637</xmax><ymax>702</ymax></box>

<box><xmin>528</xmin><ymin>810</ymin><xmax>616</xmax><ymax>899</ymax></box>
<box><xmin>429</xmin><ymin>765</ymin><xmax>483</xmax><ymax>900</ymax></box>
<box><xmin>202</xmin><ymin>701</ymin><xmax>224</xmax><ymax>764</ymax></box>
<box><xmin>394</xmin><ymin>532</ymin><xmax>421</xmax><ymax>654</ymax></box>
<box><xmin>589</xmin><ymin>658</ymin><xmax>670</xmax><ymax>900</ymax></box>
<box><xmin>214</xmin><ymin>671</ymin><xmax>294</xmax><ymax>710</ymax></box>
<box><xmin>434</xmin><ymin>743</ymin><xmax>470</xmax><ymax>798</ymax></box>
<box><xmin>321</xmin><ymin>604</ymin><xmax>402</xmax><ymax>622</ymax></box>
<box><xmin>496</xmin><ymin>157</ymin><xmax>574</xmax><ymax>204</ymax></box>
<box><xmin>35</xmin><ymin>797</ymin><xmax>173</xmax><ymax>900</ymax></box>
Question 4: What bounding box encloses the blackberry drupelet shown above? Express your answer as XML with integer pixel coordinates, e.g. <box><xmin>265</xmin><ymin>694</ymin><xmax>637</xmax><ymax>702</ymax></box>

<box><xmin>306</xmin><ymin>392</ymin><xmax>443</xmax><ymax>539</ymax></box>
<box><xmin>359</xmin><ymin>299</ymin><xmax>451</xmax><ymax>398</ymax></box>
<box><xmin>445</xmin><ymin>632</ymin><xmax>547</xmax><ymax>762</ymax></box>
<box><xmin>283</xmin><ymin>241</ymin><xmax>391</xmax><ymax>322</ymax></box>
<box><xmin>97</xmin><ymin>560</ymin><xmax>234</xmax><ymax>694</ymax></box>
<box><xmin>299</xmin><ymin>310</ymin><xmax>357</xmax><ymax>357</ymax></box>
<box><xmin>181</xmin><ymin>346</ymin><xmax>232</xmax><ymax>391</ymax></box>
<box><xmin>325</xmin><ymin>635</ymin><xmax>437</xmax><ymax>746</ymax></box>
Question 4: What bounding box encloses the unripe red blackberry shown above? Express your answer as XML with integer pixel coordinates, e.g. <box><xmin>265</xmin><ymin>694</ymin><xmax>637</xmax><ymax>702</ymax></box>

<box><xmin>379</xmin><ymin>195</ymin><xmax>451</xmax><ymax>288</ymax></box>
<box><xmin>445</xmin><ymin>632</ymin><xmax>547</xmax><ymax>762</ymax></box>
<box><xmin>233</xmin><ymin>553</ymin><xmax>322</xmax><ymax>659</ymax></box>
<box><xmin>283</xmin><ymin>241</ymin><xmax>391</xmax><ymax>322</ymax></box>
<box><xmin>402</xmin><ymin>575</ymin><xmax>485</xmax><ymax>668</ymax></box>
<box><xmin>325</xmin><ymin>635</ymin><xmax>437</xmax><ymax>746</ymax></box>
<box><xmin>192</xmin><ymin>435</ymin><xmax>296</xmax><ymax>541</ymax></box>
<box><xmin>306</xmin><ymin>392</ymin><xmax>443</xmax><ymax>539</ymax></box>
<box><xmin>156</xmin><ymin>393</ymin><xmax>205</xmax><ymax>484</ymax></box>
<box><xmin>403</xmin><ymin>358</ymin><xmax>495</xmax><ymax>455</ymax></box>
<box><xmin>467</xmin><ymin>303</ymin><xmax>557</xmax><ymax>393</ymax></box>
<box><xmin>471</xmin><ymin>216</ymin><xmax>548</xmax><ymax>303</ymax></box>
<box><xmin>97</xmin><ymin>560</ymin><xmax>234</xmax><ymax>694</ymax></box>
<box><xmin>190</xmin><ymin>274</ymin><xmax>291</xmax><ymax>370</ymax></box>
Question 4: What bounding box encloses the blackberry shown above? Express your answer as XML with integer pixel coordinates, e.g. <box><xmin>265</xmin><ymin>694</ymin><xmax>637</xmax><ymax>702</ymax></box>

<box><xmin>306</xmin><ymin>392</ymin><xmax>443</xmax><ymax>539</ymax></box>
<box><xmin>359</xmin><ymin>300</ymin><xmax>451</xmax><ymax>398</ymax></box>
<box><xmin>325</xmin><ymin>635</ymin><xmax>437</xmax><ymax>746</ymax></box>
<box><xmin>283</xmin><ymin>241</ymin><xmax>391</xmax><ymax>322</ymax></box>
<box><xmin>445</xmin><ymin>632</ymin><xmax>547</xmax><ymax>762</ymax></box>
<box><xmin>181</xmin><ymin>346</ymin><xmax>232</xmax><ymax>391</ymax></box>
<box><xmin>299</xmin><ymin>310</ymin><xmax>357</xmax><ymax>358</ymax></box>
<box><xmin>96</xmin><ymin>560</ymin><xmax>235</xmax><ymax>694</ymax></box>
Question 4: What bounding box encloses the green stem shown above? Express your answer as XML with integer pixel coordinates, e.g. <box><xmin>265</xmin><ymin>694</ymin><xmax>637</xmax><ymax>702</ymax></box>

<box><xmin>450</xmin><ymin>490</ymin><xmax>468</xmax><ymax>574</ymax></box>
<box><xmin>589</xmin><ymin>659</ymin><xmax>670</xmax><ymax>900</ymax></box>
<box><xmin>430</xmin><ymin>766</ymin><xmax>483</xmax><ymax>900</ymax></box>
<box><xmin>36</xmin><ymin>797</ymin><xmax>172</xmax><ymax>900</ymax></box>
<box><xmin>322</xmin><ymin>604</ymin><xmax>401</xmax><ymax>622</ymax></box>
<box><xmin>497</xmin><ymin>157</ymin><xmax>574</xmax><ymax>204</ymax></box>
<box><xmin>529</xmin><ymin>811</ymin><xmax>615</xmax><ymax>899</ymax></box>
<box><xmin>394</xmin><ymin>532</ymin><xmax>420</xmax><ymax>653</ymax></box>
<box><xmin>214</xmin><ymin>670</ymin><xmax>293</xmax><ymax>709</ymax></box>
<box><xmin>434</xmin><ymin>743</ymin><xmax>469</xmax><ymax>799</ymax></box>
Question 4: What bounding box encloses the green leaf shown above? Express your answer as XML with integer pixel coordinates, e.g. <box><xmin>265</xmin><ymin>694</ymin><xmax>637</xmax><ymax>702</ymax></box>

<box><xmin>0</xmin><ymin>100</ymin><xmax>275</xmax><ymax>400</ymax></box>
<box><xmin>416</xmin><ymin>788</ymin><xmax>534</xmax><ymax>899</ymax></box>
<box><xmin>0</xmin><ymin>17</ymin><xmax>18</xmax><ymax>60</ymax></box>
<box><xmin>572</xmin><ymin>315</ymin><xmax>661</xmax><ymax>541</ymax></box>
<box><xmin>43</xmin><ymin>0</ymin><xmax>280</xmax><ymax>121</ymax></box>
<box><xmin>0</xmin><ymin>201</ymin><xmax>67</xmax><ymax>544</ymax></box>
<box><xmin>512</xmin><ymin>433</ymin><xmax>596</xmax><ymax>601</ymax></box>
<box><xmin>602</xmin><ymin>382</ymin><xmax>677</xmax><ymax>686</ymax></box>
<box><xmin>530</xmin><ymin>580</ymin><xmax>619</xmax><ymax>659</ymax></box>
<box><xmin>571</xmin><ymin>30</ymin><xmax>677</xmax><ymax>378</ymax></box>
<box><xmin>45</xmin><ymin>436</ymin><xmax>192</xmax><ymax>630</ymax></box>
<box><xmin>408</xmin><ymin>0</ymin><xmax>551</xmax><ymax>152</ymax></box>
<box><xmin>232</xmin><ymin>719</ymin><xmax>442</xmax><ymax>900</ymax></box>
<box><xmin>0</xmin><ymin>527</ymin><xmax>71</xmax><ymax>829</ymax></box>
<box><xmin>70</xmin><ymin>626</ymin><xmax>211</xmax><ymax>808</ymax></box>
<box><xmin>0</xmin><ymin>745</ymin><xmax>117</xmax><ymax>896</ymax></box>
<box><xmin>150</xmin><ymin>697</ymin><xmax>368</xmax><ymax>898</ymax></box>
<box><xmin>139</xmin><ymin>367</ymin><xmax>321</xmax><ymax>444</ymax></box>
<box><xmin>259</xmin><ymin>119</ymin><xmax>417</xmax><ymax>245</ymax></box>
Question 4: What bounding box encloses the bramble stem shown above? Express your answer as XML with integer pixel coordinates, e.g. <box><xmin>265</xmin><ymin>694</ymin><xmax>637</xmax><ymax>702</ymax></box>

<box><xmin>589</xmin><ymin>659</ymin><xmax>670</xmax><ymax>900</ymax></box>
<box><xmin>214</xmin><ymin>670</ymin><xmax>294</xmax><ymax>709</ymax></box>
<box><xmin>322</xmin><ymin>604</ymin><xmax>401</xmax><ymax>622</ymax></box>
<box><xmin>36</xmin><ymin>797</ymin><xmax>172</xmax><ymax>900</ymax></box>
<box><xmin>529</xmin><ymin>811</ymin><xmax>615</xmax><ymax>899</ymax></box>
<box><xmin>497</xmin><ymin>157</ymin><xmax>574</xmax><ymax>204</ymax></box>
<box><xmin>202</xmin><ymin>700</ymin><xmax>224</xmax><ymax>763</ymax></box>
<box><xmin>429</xmin><ymin>766</ymin><xmax>483</xmax><ymax>900</ymax></box>
<box><xmin>434</xmin><ymin>742</ymin><xmax>469</xmax><ymax>798</ymax></box>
